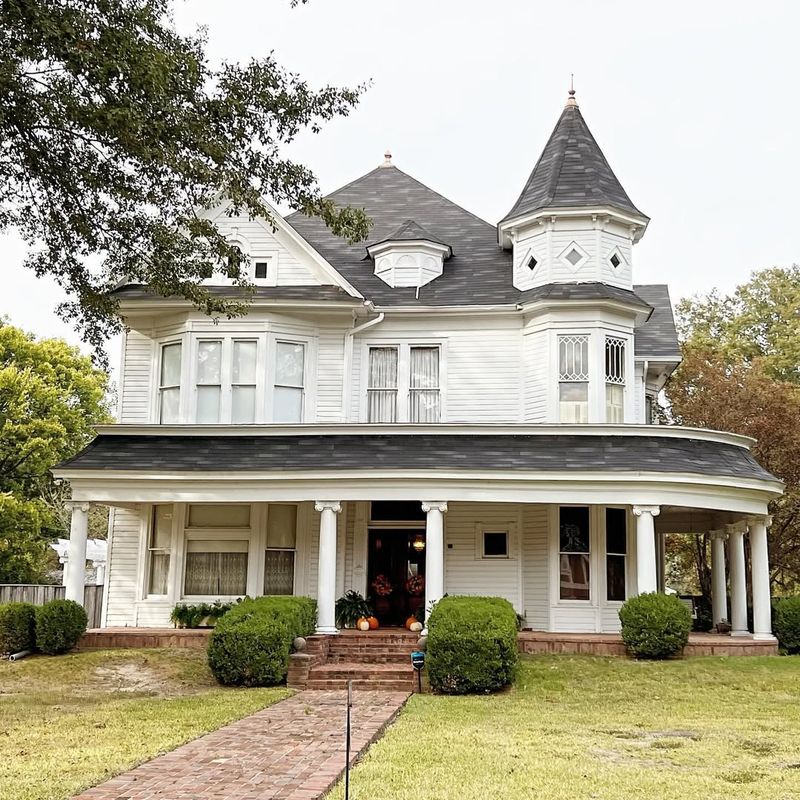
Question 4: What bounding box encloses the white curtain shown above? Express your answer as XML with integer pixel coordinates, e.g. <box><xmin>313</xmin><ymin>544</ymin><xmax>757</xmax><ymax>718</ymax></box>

<box><xmin>196</xmin><ymin>341</ymin><xmax>222</xmax><ymax>423</ymax></box>
<box><xmin>274</xmin><ymin>342</ymin><xmax>305</xmax><ymax>422</ymax></box>
<box><xmin>368</xmin><ymin>347</ymin><xmax>398</xmax><ymax>422</ymax></box>
<box><xmin>409</xmin><ymin>347</ymin><xmax>440</xmax><ymax>422</ymax></box>
<box><xmin>232</xmin><ymin>340</ymin><xmax>257</xmax><ymax>423</ymax></box>
<box><xmin>159</xmin><ymin>343</ymin><xmax>182</xmax><ymax>423</ymax></box>
<box><xmin>184</xmin><ymin>541</ymin><xmax>248</xmax><ymax>596</ymax></box>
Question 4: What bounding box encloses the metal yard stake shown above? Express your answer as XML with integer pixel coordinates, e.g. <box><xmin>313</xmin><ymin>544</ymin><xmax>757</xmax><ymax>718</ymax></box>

<box><xmin>344</xmin><ymin>679</ymin><xmax>352</xmax><ymax>800</ymax></box>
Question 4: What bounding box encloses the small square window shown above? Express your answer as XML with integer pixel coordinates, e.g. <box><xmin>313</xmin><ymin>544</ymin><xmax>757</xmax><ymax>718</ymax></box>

<box><xmin>254</xmin><ymin>261</ymin><xmax>269</xmax><ymax>280</ymax></box>
<box><xmin>565</xmin><ymin>248</ymin><xmax>583</xmax><ymax>267</ymax></box>
<box><xmin>527</xmin><ymin>255</ymin><xmax>538</xmax><ymax>271</ymax></box>
<box><xmin>483</xmin><ymin>531</ymin><xmax>508</xmax><ymax>558</ymax></box>
<box><xmin>609</xmin><ymin>253</ymin><xmax>621</xmax><ymax>269</ymax></box>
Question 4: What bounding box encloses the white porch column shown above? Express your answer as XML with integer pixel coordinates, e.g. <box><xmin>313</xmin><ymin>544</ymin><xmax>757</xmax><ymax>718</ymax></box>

<box><xmin>748</xmin><ymin>515</ymin><xmax>774</xmax><ymax>641</ymax></box>
<box><xmin>632</xmin><ymin>505</ymin><xmax>660</xmax><ymax>594</ymax></box>
<box><xmin>727</xmin><ymin>522</ymin><xmax>749</xmax><ymax>636</ymax></box>
<box><xmin>65</xmin><ymin>502</ymin><xmax>90</xmax><ymax>605</ymax></box>
<box><xmin>314</xmin><ymin>501</ymin><xmax>342</xmax><ymax>634</ymax></box>
<box><xmin>710</xmin><ymin>530</ymin><xmax>728</xmax><ymax>628</ymax></box>
<box><xmin>422</xmin><ymin>501</ymin><xmax>448</xmax><ymax>624</ymax></box>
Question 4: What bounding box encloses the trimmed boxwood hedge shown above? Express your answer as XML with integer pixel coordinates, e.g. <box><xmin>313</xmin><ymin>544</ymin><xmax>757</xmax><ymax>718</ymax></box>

<box><xmin>0</xmin><ymin>602</ymin><xmax>36</xmax><ymax>654</ymax></box>
<box><xmin>207</xmin><ymin>596</ymin><xmax>317</xmax><ymax>686</ymax></box>
<box><xmin>35</xmin><ymin>599</ymin><xmax>88</xmax><ymax>655</ymax></box>
<box><xmin>619</xmin><ymin>592</ymin><xmax>691</xmax><ymax>659</ymax></box>
<box><xmin>773</xmin><ymin>596</ymin><xmax>800</xmax><ymax>654</ymax></box>
<box><xmin>426</xmin><ymin>595</ymin><xmax>519</xmax><ymax>694</ymax></box>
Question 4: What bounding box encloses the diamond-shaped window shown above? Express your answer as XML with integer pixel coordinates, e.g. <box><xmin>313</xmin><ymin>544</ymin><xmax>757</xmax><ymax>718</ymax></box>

<box><xmin>565</xmin><ymin>248</ymin><xmax>583</xmax><ymax>267</ymax></box>
<box><xmin>609</xmin><ymin>253</ymin><xmax>621</xmax><ymax>269</ymax></box>
<box><xmin>528</xmin><ymin>255</ymin><xmax>538</xmax><ymax>271</ymax></box>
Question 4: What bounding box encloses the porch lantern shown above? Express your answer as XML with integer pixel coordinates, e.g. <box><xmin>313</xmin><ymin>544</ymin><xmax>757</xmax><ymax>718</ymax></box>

<box><xmin>412</xmin><ymin>535</ymin><xmax>425</xmax><ymax>553</ymax></box>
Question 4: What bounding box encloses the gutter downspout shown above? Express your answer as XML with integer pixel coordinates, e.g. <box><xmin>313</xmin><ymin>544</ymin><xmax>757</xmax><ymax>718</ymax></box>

<box><xmin>341</xmin><ymin>305</ymin><xmax>385</xmax><ymax>422</ymax></box>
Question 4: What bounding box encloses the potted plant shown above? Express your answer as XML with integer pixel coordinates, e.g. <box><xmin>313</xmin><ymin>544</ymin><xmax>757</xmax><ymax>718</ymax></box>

<box><xmin>371</xmin><ymin>574</ymin><xmax>393</xmax><ymax>617</ymax></box>
<box><xmin>335</xmin><ymin>590</ymin><xmax>372</xmax><ymax>629</ymax></box>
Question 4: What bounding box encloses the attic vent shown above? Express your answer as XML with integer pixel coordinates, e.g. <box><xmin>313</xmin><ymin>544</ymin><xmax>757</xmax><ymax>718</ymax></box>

<box><xmin>527</xmin><ymin>255</ymin><xmax>538</xmax><ymax>271</ymax></box>
<box><xmin>609</xmin><ymin>253</ymin><xmax>621</xmax><ymax>269</ymax></box>
<box><xmin>565</xmin><ymin>248</ymin><xmax>583</xmax><ymax>267</ymax></box>
<box><xmin>255</xmin><ymin>261</ymin><xmax>269</xmax><ymax>279</ymax></box>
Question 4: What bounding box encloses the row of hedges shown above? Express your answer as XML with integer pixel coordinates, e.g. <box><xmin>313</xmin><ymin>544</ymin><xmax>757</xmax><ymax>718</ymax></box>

<box><xmin>0</xmin><ymin>600</ymin><xmax>88</xmax><ymax>656</ymax></box>
<box><xmin>426</xmin><ymin>595</ymin><xmax>519</xmax><ymax>694</ymax></box>
<box><xmin>774</xmin><ymin>596</ymin><xmax>800</xmax><ymax>653</ymax></box>
<box><xmin>207</xmin><ymin>596</ymin><xmax>317</xmax><ymax>686</ymax></box>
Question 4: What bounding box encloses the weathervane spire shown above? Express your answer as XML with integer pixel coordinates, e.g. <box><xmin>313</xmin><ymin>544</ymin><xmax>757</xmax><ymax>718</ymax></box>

<box><xmin>566</xmin><ymin>74</ymin><xmax>578</xmax><ymax>107</ymax></box>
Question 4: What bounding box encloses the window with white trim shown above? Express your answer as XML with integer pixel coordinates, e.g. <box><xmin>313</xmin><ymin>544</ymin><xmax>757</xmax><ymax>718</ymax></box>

<box><xmin>605</xmin><ymin>507</ymin><xmax>627</xmax><ymax>602</ymax></box>
<box><xmin>605</xmin><ymin>337</ymin><xmax>626</xmax><ymax>423</ymax></box>
<box><xmin>196</xmin><ymin>339</ymin><xmax>223</xmax><ymax>423</ymax></box>
<box><xmin>264</xmin><ymin>504</ymin><xmax>297</xmax><ymax>595</ymax></box>
<box><xmin>232</xmin><ymin>340</ymin><xmax>257</xmax><ymax>423</ymax></box>
<box><xmin>158</xmin><ymin>343</ymin><xmax>182</xmax><ymax>423</ymax></box>
<box><xmin>559</xmin><ymin>506</ymin><xmax>590</xmax><ymax>601</ymax></box>
<box><xmin>147</xmin><ymin>505</ymin><xmax>172</xmax><ymax>595</ymax></box>
<box><xmin>273</xmin><ymin>342</ymin><xmax>305</xmax><ymax>422</ymax></box>
<box><xmin>367</xmin><ymin>344</ymin><xmax>441</xmax><ymax>423</ymax></box>
<box><xmin>482</xmin><ymin>530</ymin><xmax>509</xmax><ymax>558</ymax></box>
<box><xmin>558</xmin><ymin>335</ymin><xmax>589</xmax><ymax>423</ymax></box>
<box><xmin>183</xmin><ymin>504</ymin><xmax>251</xmax><ymax>597</ymax></box>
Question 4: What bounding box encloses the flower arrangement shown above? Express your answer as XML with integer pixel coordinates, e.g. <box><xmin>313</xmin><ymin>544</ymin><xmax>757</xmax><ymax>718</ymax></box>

<box><xmin>371</xmin><ymin>574</ymin><xmax>393</xmax><ymax>597</ymax></box>
<box><xmin>405</xmin><ymin>574</ymin><xmax>425</xmax><ymax>596</ymax></box>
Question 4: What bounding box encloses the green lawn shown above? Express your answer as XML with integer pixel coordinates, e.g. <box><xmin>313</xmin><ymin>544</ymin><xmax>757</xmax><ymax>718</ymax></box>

<box><xmin>0</xmin><ymin>648</ymin><xmax>289</xmax><ymax>800</ymax></box>
<box><xmin>331</xmin><ymin>655</ymin><xmax>800</xmax><ymax>800</ymax></box>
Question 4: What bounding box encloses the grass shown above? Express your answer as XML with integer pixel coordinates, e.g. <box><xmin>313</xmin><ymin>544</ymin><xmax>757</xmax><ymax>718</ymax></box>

<box><xmin>330</xmin><ymin>655</ymin><xmax>800</xmax><ymax>800</ymax></box>
<box><xmin>0</xmin><ymin>648</ymin><xmax>289</xmax><ymax>800</ymax></box>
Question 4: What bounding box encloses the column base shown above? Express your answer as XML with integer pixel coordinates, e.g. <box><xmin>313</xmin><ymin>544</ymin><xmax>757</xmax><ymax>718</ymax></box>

<box><xmin>753</xmin><ymin>633</ymin><xmax>778</xmax><ymax>642</ymax></box>
<box><xmin>731</xmin><ymin>629</ymin><xmax>751</xmax><ymax>638</ymax></box>
<box><xmin>315</xmin><ymin>626</ymin><xmax>338</xmax><ymax>635</ymax></box>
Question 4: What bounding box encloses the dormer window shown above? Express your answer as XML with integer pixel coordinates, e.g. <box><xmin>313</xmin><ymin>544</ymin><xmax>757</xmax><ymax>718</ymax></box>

<box><xmin>367</xmin><ymin>220</ymin><xmax>452</xmax><ymax>289</ymax></box>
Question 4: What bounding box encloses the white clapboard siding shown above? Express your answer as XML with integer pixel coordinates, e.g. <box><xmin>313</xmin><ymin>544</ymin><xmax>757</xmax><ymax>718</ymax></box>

<box><xmin>552</xmin><ymin>606</ymin><xmax>598</xmax><ymax>633</ymax></box>
<box><xmin>316</xmin><ymin>328</ymin><xmax>345</xmax><ymax>422</ymax></box>
<box><xmin>105</xmin><ymin>508</ymin><xmax>144</xmax><ymax>627</ymax></box>
<box><xmin>119</xmin><ymin>330</ymin><xmax>153</xmax><ymax>423</ymax></box>
<box><xmin>523</xmin><ymin>329</ymin><xmax>548</xmax><ymax>423</ymax></box>
<box><xmin>342</xmin><ymin>501</ymin><xmax>356</xmax><ymax>591</ymax></box>
<box><xmin>443</xmin><ymin>502</ymin><xmax>522</xmax><ymax>611</ymax></box>
<box><xmin>601</xmin><ymin>606</ymin><xmax>623</xmax><ymax>633</ymax></box>
<box><xmin>522</xmin><ymin>504</ymin><xmax>549</xmax><ymax>629</ymax></box>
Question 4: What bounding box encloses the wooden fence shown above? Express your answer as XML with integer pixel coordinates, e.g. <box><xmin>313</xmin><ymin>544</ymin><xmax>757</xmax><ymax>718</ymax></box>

<box><xmin>0</xmin><ymin>584</ymin><xmax>104</xmax><ymax>629</ymax></box>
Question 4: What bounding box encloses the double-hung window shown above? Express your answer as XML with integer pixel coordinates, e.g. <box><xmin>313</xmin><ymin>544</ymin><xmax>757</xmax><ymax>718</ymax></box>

<box><xmin>273</xmin><ymin>342</ymin><xmax>305</xmax><ymax>422</ymax></box>
<box><xmin>605</xmin><ymin>507</ymin><xmax>627</xmax><ymax>602</ymax></box>
<box><xmin>231</xmin><ymin>340</ymin><xmax>257</xmax><ymax>423</ymax></box>
<box><xmin>558</xmin><ymin>335</ymin><xmax>589</xmax><ymax>423</ymax></box>
<box><xmin>196</xmin><ymin>340</ymin><xmax>223</xmax><ymax>423</ymax></box>
<box><xmin>367</xmin><ymin>344</ymin><xmax>441</xmax><ymax>423</ymax></box>
<box><xmin>264</xmin><ymin>504</ymin><xmax>297</xmax><ymax>594</ymax></box>
<box><xmin>605</xmin><ymin>337</ymin><xmax>626</xmax><ymax>423</ymax></box>
<box><xmin>559</xmin><ymin>506</ymin><xmax>590</xmax><ymax>600</ymax></box>
<box><xmin>158</xmin><ymin>343</ymin><xmax>182</xmax><ymax>423</ymax></box>
<box><xmin>147</xmin><ymin>505</ymin><xmax>173</xmax><ymax>595</ymax></box>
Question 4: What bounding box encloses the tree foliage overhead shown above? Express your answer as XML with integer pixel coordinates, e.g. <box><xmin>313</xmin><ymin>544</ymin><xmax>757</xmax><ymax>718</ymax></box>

<box><xmin>0</xmin><ymin>321</ymin><xmax>111</xmax><ymax>582</ymax></box>
<box><xmin>1</xmin><ymin>0</ymin><xmax>371</xmax><ymax>354</ymax></box>
<box><xmin>667</xmin><ymin>266</ymin><xmax>800</xmax><ymax>595</ymax></box>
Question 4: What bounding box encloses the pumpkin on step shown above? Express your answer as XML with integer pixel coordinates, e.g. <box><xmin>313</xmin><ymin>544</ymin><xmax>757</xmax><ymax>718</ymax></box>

<box><xmin>356</xmin><ymin>617</ymin><xmax>371</xmax><ymax>631</ymax></box>
<box><xmin>405</xmin><ymin>616</ymin><xmax>418</xmax><ymax>630</ymax></box>
<box><xmin>409</xmin><ymin>621</ymin><xmax>423</xmax><ymax>633</ymax></box>
<box><xmin>367</xmin><ymin>616</ymin><xmax>379</xmax><ymax>630</ymax></box>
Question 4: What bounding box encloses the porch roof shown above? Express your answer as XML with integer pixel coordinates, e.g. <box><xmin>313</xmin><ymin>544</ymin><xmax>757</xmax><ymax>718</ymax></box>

<box><xmin>57</xmin><ymin>429</ymin><xmax>775</xmax><ymax>483</ymax></box>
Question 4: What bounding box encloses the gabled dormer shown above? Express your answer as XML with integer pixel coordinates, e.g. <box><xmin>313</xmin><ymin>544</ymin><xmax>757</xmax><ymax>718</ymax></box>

<box><xmin>499</xmin><ymin>89</ymin><xmax>649</xmax><ymax>292</ymax></box>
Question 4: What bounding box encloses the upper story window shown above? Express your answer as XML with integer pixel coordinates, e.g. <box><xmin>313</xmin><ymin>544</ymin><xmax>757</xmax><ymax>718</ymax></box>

<box><xmin>159</xmin><ymin>343</ymin><xmax>182</xmax><ymax>423</ymax></box>
<box><xmin>367</xmin><ymin>344</ymin><xmax>441</xmax><ymax>423</ymax></box>
<box><xmin>274</xmin><ymin>342</ymin><xmax>305</xmax><ymax>423</ymax></box>
<box><xmin>605</xmin><ymin>337</ymin><xmax>626</xmax><ymax>423</ymax></box>
<box><xmin>558</xmin><ymin>335</ymin><xmax>589</xmax><ymax>423</ymax></box>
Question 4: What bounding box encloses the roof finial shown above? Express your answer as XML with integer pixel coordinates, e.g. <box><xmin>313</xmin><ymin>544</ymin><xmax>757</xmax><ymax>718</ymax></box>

<box><xmin>566</xmin><ymin>74</ymin><xmax>578</xmax><ymax>107</ymax></box>
<box><xmin>381</xmin><ymin>149</ymin><xmax>392</xmax><ymax>168</ymax></box>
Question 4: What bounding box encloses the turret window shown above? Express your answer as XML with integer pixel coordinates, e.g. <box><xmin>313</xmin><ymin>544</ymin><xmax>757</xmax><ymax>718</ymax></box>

<box><xmin>609</xmin><ymin>253</ymin><xmax>621</xmax><ymax>269</ymax></box>
<box><xmin>565</xmin><ymin>248</ymin><xmax>582</xmax><ymax>267</ymax></box>
<box><xmin>527</xmin><ymin>254</ymin><xmax>538</xmax><ymax>271</ymax></box>
<box><xmin>558</xmin><ymin>335</ymin><xmax>589</xmax><ymax>423</ymax></box>
<box><xmin>605</xmin><ymin>337</ymin><xmax>626</xmax><ymax>423</ymax></box>
<box><xmin>559</xmin><ymin>242</ymin><xmax>589</xmax><ymax>272</ymax></box>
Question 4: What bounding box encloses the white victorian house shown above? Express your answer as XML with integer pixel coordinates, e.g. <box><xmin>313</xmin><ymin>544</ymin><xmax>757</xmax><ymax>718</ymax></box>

<box><xmin>54</xmin><ymin>91</ymin><xmax>782</xmax><ymax>643</ymax></box>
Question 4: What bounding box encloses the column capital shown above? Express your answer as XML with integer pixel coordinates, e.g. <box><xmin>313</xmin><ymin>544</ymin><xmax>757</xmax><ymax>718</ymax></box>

<box><xmin>421</xmin><ymin>501</ymin><xmax>448</xmax><ymax>514</ymax></box>
<box><xmin>632</xmin><ymin>505</ymin><xmax>660</xmax><ymax>518</ymax></box>
<box><xmin>726</xmin><ymin>521</ymin><xmax>748</xmax><ymax>536</ymax></box>
<box><xmin>709</xmin><ymin>529</ymin><xmax>728</xmax><ymax>541</ymax></box>
<box><xmin>314</xmin><ymin>501</ymin><xmax>342</xmax><ymax>514</ymax></box>
<box><xmin>65</xmin><ymin>501</ymin><xmax>91</xmax><ymax>513</ymax></box>
<box><xmin>746</xmin><ymin>514</ymin><xmax>773</xmax><ymax>528</ymax></box>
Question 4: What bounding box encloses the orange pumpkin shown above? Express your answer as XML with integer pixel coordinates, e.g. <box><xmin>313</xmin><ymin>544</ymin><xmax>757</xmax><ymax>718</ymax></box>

<box><xmin>356</xmin><ymin>617</ymin><xmax>371</xmax><ymax>631</ymax></box>
<box><xmin>367</xmin><ymin>616</ymin><xmax>379</xmax><ymax>630</ymax></box>
<box><xmin>405</xmin><ymin>616</ymin><xmax>418</xmax><ymax>630</ymax></box>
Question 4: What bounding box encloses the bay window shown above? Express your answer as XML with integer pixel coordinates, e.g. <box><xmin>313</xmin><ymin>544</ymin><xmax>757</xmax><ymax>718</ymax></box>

<box><xmin>231</xmin><ymin>340</ymin><xmax>257</xmax><ymax>423</ymax></box>
<box><xmin>196</xmin><ymin>340</ymin><xmax>223</xmax><ymax>423</ymax></box>
<box><xmin>273</xmin><ymin>342</ymin><xmax>305</xmax><ymax>423</ymax></box>
<box><xmin>559</xmin><ymin>506</ymin><xmax>590</xmax><ymax>600</ymax></box>
<box><xmin>605</xmin><ymin>507</ymin><xmax>627</xmax><ymax>602</ymax></box>
<box><xmin>158</xmin><ymin>343</ymin><xmax>182</xmax><ymax>423</ymax></box>
<box><xmin>264</xmin><ymin>504</ymin><xmax>297</xmax><ymax>594</ymax></box>
<box><xmin>605</xmin><ymin>337</ymin><xmax>626</xmax><ymax>423</ymax></box>
<box><xmin>558</xmin><ymin>335</ymin><xmax>589</xmax><ymax>423</ymax></box>
<box><xmin>147</xmin><ymin>505</ymin><xmax>173</xmax><ymax>595</ymax></box>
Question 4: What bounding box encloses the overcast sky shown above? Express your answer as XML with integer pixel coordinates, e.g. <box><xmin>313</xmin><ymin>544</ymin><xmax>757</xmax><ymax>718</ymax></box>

<box><xmin>3</xmin><ymin>0</ymin><xmax>798</xmax><ymax>366</ymax></box>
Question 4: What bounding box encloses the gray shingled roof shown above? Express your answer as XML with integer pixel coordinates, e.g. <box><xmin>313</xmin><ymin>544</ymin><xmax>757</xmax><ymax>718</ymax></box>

<box><xmin>58</xmin><ymin>433</ymin><xmax>773</xmax><ymax>482</ymax></box>
<box><xmin>502</xmin><ymin>103</ymin><xmax>647</xmax><ymax>223</ymax></box>
<box><xmin>518</xmin><ymin>282</ymin><xmax>652</xmax><ymax>313</ymax></box>
<box><xmin>633</xmin><ymin>284</ymin><xmax>681</xmax><ymax>358</ymax></box>
<box><xmin>367</xmin><ymin>219</ymin><xmax>452</xmax><ymax>254</ymax></box>
<box><xmin>111</xmin><ymin>285</ymin><xmax>359</xmax><ymax>302</ymax></box>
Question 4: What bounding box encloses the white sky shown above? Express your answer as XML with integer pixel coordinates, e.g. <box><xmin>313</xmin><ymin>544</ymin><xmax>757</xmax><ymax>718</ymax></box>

<box><xmin>3</xmin><ymin>0</ymin><xmax>798</xmax><ymax>367</ymax></box>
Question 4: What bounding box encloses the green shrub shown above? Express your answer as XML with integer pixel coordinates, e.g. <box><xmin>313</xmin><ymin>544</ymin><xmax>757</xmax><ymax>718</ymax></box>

<box><xmin>773</xmin><ymin>596</ymin><xmax>800</xmax><ymax>653</ymax></box>
<box><xmin>0</xmin><ymin>602</ymin><xmax>36</xmax><ymax>654</ymax></box>
<box><xmin>619</xmin><ymin>593</ymin><xmax>691</xmax><ymax>659</ymax></box>
<box><xmin>208</xmin><ymin>596</ymin><xmax>317</xmax><ymax>686</ymax></box>
<box><xmin>426</xmin><ymin>595</ymin><xmax>519</xmax><ymax>694</ymax></box>
<box><xmin>170</xmin><ymin>600</ymin><xmax>236</xmax><ymax>628</ymax></box>
<box><xmin>35</xmin><ymin>599</ymin><xmax>88</xmax><ymax>655</ymax></box>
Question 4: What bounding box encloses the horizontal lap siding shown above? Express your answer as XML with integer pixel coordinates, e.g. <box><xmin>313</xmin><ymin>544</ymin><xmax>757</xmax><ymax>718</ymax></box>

<box><xmin>316</xmin><ymin>329</ymin><xmax>345</xmax><ymax>422</ymax></box>
<box><xmin>552</xmin><ymin>606</ymin><xmax>598</xmax><ymax>633</ymax></box>
<box><xmin>601</xmin><ymin>606</ymin><xmax>623</xmax><ymax>632</ymax></box>
<box><xmin>444</xmin><ymin>502</ymin><xmax>521</xmax><ymax>611</ymax></box>
<box><xmin>523</xmin><ymin>329</ymin><xmax>548</xmax><ymax>422</ymax></box>
<box><xmin>522</xmin><ymin>504</ymin><xmax>549</xmax><ymax>629</ymax></box>
<box><xmin>119</xmin><ymin>330</ymin><xmax>153</xmax><ymax>423</ymax></box>
<box><xmin>105</xmin><ymin>508</ymin><xmax>144</xmax><ymax>626</ymax></box>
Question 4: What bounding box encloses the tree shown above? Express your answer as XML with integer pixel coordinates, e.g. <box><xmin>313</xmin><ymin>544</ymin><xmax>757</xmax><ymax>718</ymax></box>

<box><xmin>1</xmin><ymin>0</ymin><xmax>371</xmax><ymax>356</ymax></box>
<box><xmin>0</xmin><ymin>321</ymin><xmax>111</xmax><ymax>582</ymax></box>
<box><xmin>666</xmin><ymin>268</ymin><xmax>800</xmax><ymax>596</ymax></box>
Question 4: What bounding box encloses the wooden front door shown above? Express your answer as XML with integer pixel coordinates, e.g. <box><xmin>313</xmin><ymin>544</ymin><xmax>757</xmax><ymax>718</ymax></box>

<box><xmin>367</xmin><ymin>529</ymin><xmax>426</xmax><ymax>626</ymax></box>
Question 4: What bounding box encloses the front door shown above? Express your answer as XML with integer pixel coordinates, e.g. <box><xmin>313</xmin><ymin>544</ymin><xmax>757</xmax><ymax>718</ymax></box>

<box><xmin>367</xmin><ymin>529</ymin><xmax>426</xmax><ymax>626</ymax></box>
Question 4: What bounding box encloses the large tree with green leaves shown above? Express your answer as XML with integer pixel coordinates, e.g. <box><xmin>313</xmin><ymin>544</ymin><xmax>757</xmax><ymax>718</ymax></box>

<box><xmin>1</xmin><ymin>0</ymin><xmax>370</xmax><ymax>355</ymax></box>
<box><xmin>0</xmin><ymin>321</ymin><xmax>111</xmax><ymax>582</ymax></box>
<box><xmin>667</xmin><ymin>266</ymin><xmax>800</xmax><ymax>598</ymax></box>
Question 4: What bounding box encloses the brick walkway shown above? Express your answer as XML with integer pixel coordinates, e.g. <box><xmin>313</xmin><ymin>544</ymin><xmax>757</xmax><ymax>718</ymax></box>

<box><xmin>74</xmin><ymin>689</ymin><xmax>409</xmax><ymax>800</ymax></box>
